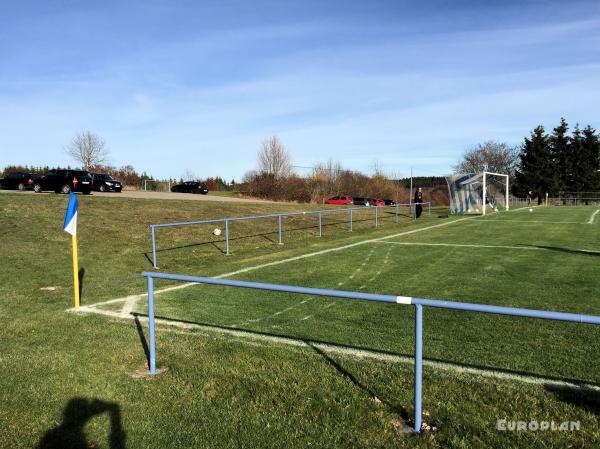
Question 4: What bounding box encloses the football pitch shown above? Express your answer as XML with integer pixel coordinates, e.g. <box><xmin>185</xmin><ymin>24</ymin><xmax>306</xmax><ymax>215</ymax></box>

<box><xmin>1</xmin><ymin>193</ymin><xmax>599</xmax><ymax>448</ymax></box>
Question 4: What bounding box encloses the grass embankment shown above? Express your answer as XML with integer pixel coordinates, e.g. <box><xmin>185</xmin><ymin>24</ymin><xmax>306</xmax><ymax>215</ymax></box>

<box><xmin>0</xmin><ymin>192</ymin><xmax>598</xmax><ymax>448</ymax></box>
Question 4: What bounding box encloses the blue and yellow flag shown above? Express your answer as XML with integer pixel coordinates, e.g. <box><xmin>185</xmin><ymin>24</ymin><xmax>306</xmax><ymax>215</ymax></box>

<box><xmin>63</xmin><ymin>192</ymin><xmax>80</xmax><ymax>308</ymax></box>
<box><xmin>63</xmin><ymin>192</ymin><xmax>78</xmax><ymax>236</ymax></box>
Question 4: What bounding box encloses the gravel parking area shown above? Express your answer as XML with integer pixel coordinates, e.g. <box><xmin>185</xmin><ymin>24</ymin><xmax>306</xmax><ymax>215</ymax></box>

<box><xmin>0</xmin><ymin>189</ymin><xmax>274</xmax><ymax>203</ymax></box>
<box><xmin>95</xmin><ymin>190</ymin><xmax>275</xmax><ymax>203</ymax></box>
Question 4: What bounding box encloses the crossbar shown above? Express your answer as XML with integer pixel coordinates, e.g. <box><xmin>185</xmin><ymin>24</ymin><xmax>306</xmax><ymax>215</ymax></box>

<box><xmin>141</xmin><ymin>271</ymin><xmax>600</xmax><ymax>433</ymax></box>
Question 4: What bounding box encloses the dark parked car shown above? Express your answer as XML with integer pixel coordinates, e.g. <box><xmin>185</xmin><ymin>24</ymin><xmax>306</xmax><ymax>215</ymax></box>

<box><xmin>352</xmin><ymin>197</ymin><xmax>372</xmax><ymax>206</ymax></box>
<box><xmin>0</xmin><ymin>172</ymin><xmax>40</xmax><ymax>190</ymax></box>
<box><xmin>33</xmin><ymin>169</ymin><xmax>93</xmax><ymax>194</ymax></box>
<box><xmin>325</xmin><ymin>195</ymin><xmax>353</xmax><ymax>205</ymax></box>
<box><xmin>171</xmin><ymin>181</ymin><xmax>208</xmax><ymax>194</ymax></box>
<box><xmin>92</xmin><ymin>173</ymin><xmax>122</xmax><ymax>192</ymax></box>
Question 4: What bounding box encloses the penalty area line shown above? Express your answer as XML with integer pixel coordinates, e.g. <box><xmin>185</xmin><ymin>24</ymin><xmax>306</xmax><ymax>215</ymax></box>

<box><xmin>374</xmin><ymin>242</ymin><xmax>545</xmax><ymax>251</ymax></box>
<box><xmin>467</xmin><ymin>219</ymin><xmax>585</xmax><ymax>225</ymax></box>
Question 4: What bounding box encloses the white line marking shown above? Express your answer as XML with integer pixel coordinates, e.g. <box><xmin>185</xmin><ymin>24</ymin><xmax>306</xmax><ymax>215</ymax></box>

<box><xmin>368</xmin><ymin>271</ymin><xmax>382</xmax><ymax>282</ymax></box>
<box><xmin>72</xmin><ymin>307</ymin><xmax>600</xmax><ymax>392</ymax></box>
<box><xmin>120</xmin><ymin>295</ymin><xmax>139</xmax><ymax>317</ymax></box>
<box><xmin>587</xmin><ymin>209</ymin><xmax>599</xmax><ymax>224</ymax></box>
<box><xmin>375</xmin><ymin>241</ymin><xmax>600</xmax><ymax>254</ymax></box>
<box><xmin>375</xmin><ymin>242</ymin><xmax>543</xmax><ymax>251</ymax></box>
<box><xmin>469</xmin><ymin>219</ymin><xmax>584</xmax><ymax>225</ymax></box>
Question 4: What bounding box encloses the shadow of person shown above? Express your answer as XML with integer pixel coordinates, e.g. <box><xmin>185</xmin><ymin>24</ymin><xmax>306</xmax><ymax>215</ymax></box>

<box><xmin>37</xmin><ymin>398</ymin><xmax>125</xmax><ymax>449</ymax></box>
<box><xmin>544</xmin><ymin>384</ymin><xmax>600</xmax><ymax>416</ymax></box>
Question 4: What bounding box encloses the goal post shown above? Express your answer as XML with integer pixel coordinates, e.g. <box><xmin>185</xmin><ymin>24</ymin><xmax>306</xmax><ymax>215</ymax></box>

<box><xmin>446</xmin><ymin>172</ymin><xmax>510</xmax><ymax>216</ymax></box>
<box><xmin>482</xmin><ymin>171</ymin><xmax>509</xmax><ymax>216</ymax></box>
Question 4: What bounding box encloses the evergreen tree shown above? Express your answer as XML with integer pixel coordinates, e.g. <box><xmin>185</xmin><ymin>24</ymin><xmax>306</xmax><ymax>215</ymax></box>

<box><xmin>516</xmin><ymin>126</ymin><xmax>553</xmax><ymax>204</ymax></box>
<box><xmin>550</xmin><ymin>117</ymin><xmax>570</xmax><ymax>192</ymax></box>
<box><xmin>568</xmin><ymin>124</ymin><xmax>584</xmax><ymax>192</ymax></box>
<box><xmin>581</xmin><ymin>125</ymin><xmax>600</xmax><ymax>192</ymax></box>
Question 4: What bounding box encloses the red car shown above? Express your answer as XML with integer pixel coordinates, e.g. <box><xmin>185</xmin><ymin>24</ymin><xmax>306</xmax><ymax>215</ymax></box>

<box><xmin>325</xmin><ymin>195</ymin><xmax>353</xmax><ymax>205</ymax></box>
<box><xmin>370</xmin><ymin>198</ymin><xmax>385</xmax><ymax>207</ymax></box>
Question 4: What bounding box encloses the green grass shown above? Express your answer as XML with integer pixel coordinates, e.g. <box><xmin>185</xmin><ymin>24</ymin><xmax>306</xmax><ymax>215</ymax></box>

<box><xmin>1</xmin><ymin>192</ymin><xmax>599</xmax><ymax>448</ymax></box>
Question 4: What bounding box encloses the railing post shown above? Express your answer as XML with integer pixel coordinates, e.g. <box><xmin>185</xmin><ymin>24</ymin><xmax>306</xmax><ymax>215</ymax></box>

<box><xmin>428</xmin><ymin>202</ymin><xmax>431</xmax><ymax>216</ymax></box>
<box><xmin>375</xmin><ymin>206</ymin><xmax>378</xmax><ymax>227</ymax></box>
<box><xmin>278</xmin><ymin>215</ymin><xmax>283</xmax><ymax>245</ymax></box>
<box><xmin>414</xmin><ymin>304</ymin><xmax>423</xmax><ymax>433</ymax></box>
<box><xmin>225</xmin><ymin>220</ymin><xmax>230</xmax><ymax>256</ymax></box>
<box><xmin>395</xmin><ymin>204</ymin><xmax>399</xmax><ymax>223</ymax></box>
<box><xmin>151</xmin><ymin>225</ymin><xmax>157</xmax><ymax>269</ymax></box>
<box><xmin>318</xmin><ymin>212</ymin><xmax>322</xmax><ymax>237</ymax></box>
<box><xmin>147</xmin><ymin>275</ymin><xmax>157</xmax><ymax>374</ymax></box>
<box><xmin>349</xmin><ymin>208</ymin><xmax>353</xmax><ymax>232</ymax></box>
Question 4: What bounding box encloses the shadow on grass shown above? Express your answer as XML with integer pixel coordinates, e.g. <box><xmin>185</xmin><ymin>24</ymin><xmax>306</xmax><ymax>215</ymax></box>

<box><xmin>531</xmin><ymin>245</ymin><xmax>600</xmax><ymax>257</ymax></box>
<box><xmin>37</xmin><ymin>398</ymin><xmax>125</xmax><ymax>449</ymax></box>
<box><xmin>545</xmin><ymin>385</ymin><xmax>600</xmax><ymax>415</ymax></box>
<box><xmin>308</xmin><ymin>343</ymin><xmax>413</xmax><ymax>430</ymax></box>
<box><xmin>133</xmin><ymin>314</ymin><xmax>150</xmax><ymax>367</ymax></box>
<box><xmin>131</xmin><ymin>312</ymin><xmax>600</xmax><ymax>392</ymax></box>
<box><xmin>78</xmin><ymin>267</ymin><xmax>85</xmax><ymax>303</ymax></box>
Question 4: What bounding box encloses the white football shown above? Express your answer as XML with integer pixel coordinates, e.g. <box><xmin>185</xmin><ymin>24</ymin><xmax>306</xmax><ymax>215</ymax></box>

<box><xmin>213</xmin><ymin>228</ymin><xmax>222</xmax><ymax>236</ymax></box>
<box><xmin>529</xmin><ymin>208</ymin><xmax>533</xmax><ymax>212</ymax></box>
<box><xmin>494</xmin><ymin>207</ymin><xmax>498</xmax><ymax>212</ymax></box>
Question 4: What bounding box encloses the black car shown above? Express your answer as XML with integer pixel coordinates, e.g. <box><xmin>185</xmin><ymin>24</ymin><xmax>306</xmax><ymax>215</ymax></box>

<box><xmin>352</xmin><ymin>197</ymin><xmax>372</xmax><ymax>207</ymax></box>
<box><xmin>171</xmin><ymin>181</ymin><xmax>208</xmax><ymax>194</ymax></box>
<box><xmin>382</xmin><ymin>199</ymin><xmax>397</xmax><ymax>206</ymax></box>
<box><xmin>0</xmin><ymin>172</ymin><xmax>40</xmax><ymax>190</ymax></box>
<box><xmin>92</xmin><ymin>173</ymin><xmax>122</xmax><ymax>192</ymax></box>
<box><xmin>33</xmin><ymin>169</ymin><xmax>93</xmax><ymax>194</ymax></box>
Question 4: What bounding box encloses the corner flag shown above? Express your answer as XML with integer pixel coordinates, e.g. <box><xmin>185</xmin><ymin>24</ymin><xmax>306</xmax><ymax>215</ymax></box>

<box><xmin>63</xmin><ymin>192</ymin><xmax>78</xmax><ymax>235</ymax></box>
<box><xmin>63</xmin><ymin>193</ymin><xmax>80</xmax><ymax>308</ymax></box>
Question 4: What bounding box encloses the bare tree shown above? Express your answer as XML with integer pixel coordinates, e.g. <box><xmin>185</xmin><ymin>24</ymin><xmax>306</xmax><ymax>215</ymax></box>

<box><xmin>257</xmin><ymin>136</ymin><xmax>293</xmax><ymax>179</ymax></box>
<box><xmin>453</xmin><ymin>141</ymin><xmax>519</xmax><ymax>175</ymax></box>
<box><xmin>65</xmin><ymin>131</ymin><xmax>110</xmax><ymax>170</ymax></box>
<box><xmin>181</xmin><ymin>169</ymin><xmax>198</xmax><ymax>181</ymax></box>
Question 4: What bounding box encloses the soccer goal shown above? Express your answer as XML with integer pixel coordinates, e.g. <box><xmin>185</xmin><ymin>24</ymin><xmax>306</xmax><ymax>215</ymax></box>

<box><xmin>446</xmin><ymin>172</ymin><xmax>509</xmax><ymax>215</ymax></box>
<box><xmin>143</xmin><ymin>179</ymin><xmax>172</xmax><ymax>192</ymax></box>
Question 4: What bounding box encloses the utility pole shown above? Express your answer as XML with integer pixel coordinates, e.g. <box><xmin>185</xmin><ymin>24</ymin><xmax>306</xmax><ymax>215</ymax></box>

<box><xmin>409</xmin><ymin>167</ymin><xmax>413</xmax><ymax>205</ymax></box>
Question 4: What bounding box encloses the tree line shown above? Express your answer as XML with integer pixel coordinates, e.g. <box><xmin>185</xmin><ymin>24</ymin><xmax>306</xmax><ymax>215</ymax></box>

<box><xmin>454</xmin><ymin>119</ymin><xmax>600</xmax><ymax>203</ymax></box>
<box><xmin>241</xmin><ymin>136</ymin><xmax>449</xmax><ymax>204</ymax></box>
<box><xmin>515</xmin><ymin>119</ymin><xmax>600</xmax><ymax>201</ymax></box>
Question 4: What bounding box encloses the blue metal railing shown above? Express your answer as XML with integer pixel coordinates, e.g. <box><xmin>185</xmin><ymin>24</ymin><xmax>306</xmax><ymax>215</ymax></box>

<box><xmin>140</xmin><ymin>271</ymin><xmax>600</xmax><ymax>433</ymax></box>
<box><xmin>149</xmin><ymin>202</ymin><xmax>432</xmax><ymax>267</ymax></box>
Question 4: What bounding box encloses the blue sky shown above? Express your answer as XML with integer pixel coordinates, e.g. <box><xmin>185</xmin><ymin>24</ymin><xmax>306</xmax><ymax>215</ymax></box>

<box><xmin>1</xmin><ymin>0</ymin><xmax>600</xmax><ymax>180</ymax></box>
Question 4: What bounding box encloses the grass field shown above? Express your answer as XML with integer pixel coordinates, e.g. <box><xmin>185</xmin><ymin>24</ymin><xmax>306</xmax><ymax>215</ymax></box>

<box><xmin>1</xmin><ymin>191</ymin><xmax>599</xmax><ymax>448</ymax></box>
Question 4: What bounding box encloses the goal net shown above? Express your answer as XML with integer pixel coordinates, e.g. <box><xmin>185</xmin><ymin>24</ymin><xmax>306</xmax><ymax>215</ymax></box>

<box><xmin>446</xmin><ymin>172</ymin><xmax>509</xmax><ymax>215</ymax></box>
<box><xmin>143</xmin><ymin>179</ymin><xmax>172</xmax><ymax>192</ymax></box>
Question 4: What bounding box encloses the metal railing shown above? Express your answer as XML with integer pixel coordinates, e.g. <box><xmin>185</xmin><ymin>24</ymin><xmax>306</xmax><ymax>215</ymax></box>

<box><xmin>141</xmin><ymin>271</ymin><xmax>600</xmax><ymax>433</ymax></box>
<box><xmin>149</xmin><ymin>202</ymin><xmax>432</xmax><ymax>267</ymax></box>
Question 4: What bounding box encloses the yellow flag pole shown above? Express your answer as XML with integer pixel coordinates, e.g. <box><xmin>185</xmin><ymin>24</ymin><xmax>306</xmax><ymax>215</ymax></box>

<box><xmin>72</xmin><ymin>234</ymin><xmax>80</xmax><ymax>309</ymax></box>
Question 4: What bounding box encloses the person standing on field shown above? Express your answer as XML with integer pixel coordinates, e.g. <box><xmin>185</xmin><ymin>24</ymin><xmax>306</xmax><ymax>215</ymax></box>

<box><xmin>414</xmin><ymin>187</ymin><xmax>423</xmax><ymax>218</ymax></box>
<box><xmin>527</xmin><ymin>191</ymin><xmax>532</xmax><ymax>206</ymax></box>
